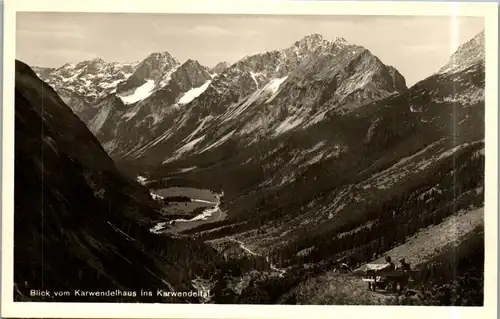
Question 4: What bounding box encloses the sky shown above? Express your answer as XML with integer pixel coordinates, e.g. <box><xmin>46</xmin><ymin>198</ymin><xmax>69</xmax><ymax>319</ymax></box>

<box><xmin>16</xmin><ymin>13</ymin><xmax>484</xmax><ymax>86</ymax></box>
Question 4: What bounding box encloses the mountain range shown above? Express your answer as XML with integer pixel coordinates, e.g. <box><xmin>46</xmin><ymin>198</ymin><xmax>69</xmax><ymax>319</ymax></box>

<box><xmin>35</xmin><ymin>34</ymin><xmax>407</xmax><ymax>164</ymax></box>
<box><xmin>20</xmin><ymin>29</ymin><xmax>486</xmax><ymax>305</ymax></box>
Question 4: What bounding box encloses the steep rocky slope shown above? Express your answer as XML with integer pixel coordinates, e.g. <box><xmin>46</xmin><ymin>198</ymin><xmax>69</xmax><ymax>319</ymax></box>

<box><xmin>14</xmin><ymin>60</ymin><xmax>219</xmax><ymax>302</ymax></box>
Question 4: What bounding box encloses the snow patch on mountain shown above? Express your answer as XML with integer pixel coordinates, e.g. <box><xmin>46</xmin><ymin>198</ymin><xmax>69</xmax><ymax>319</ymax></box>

<box><xmin>178</xmin><ymin>80</ymin><xmax>212</xmax><ymax>105</ymax></box>
<box><xmin>156</xmin><ymin>65</ymin><xmax>180</xmax><ymax>90</ymax></box>
<box><xmin>274</xmin><ymin>116</ymin><xmax>304</xmax><ymax>135</ymax></box>
<box><xmin>250</xmin><ymin>71</ymin><xmax>262</xmax><ymax>86</ymax></box>
<box><xmin>136</xmin><ymin>175</ymin><xmax>148</xmax><ymax>185</ymax></box>
<box><xmin>199</xmin><ymin>130</ymin><xmax>236</xmax><ymax>153</ymax></box>
<box><xmin>177</xmin><ymin>135</ymin><xmax>206</xmax><ymax>154</ymax></box>
<box><xmin>176</xmin><ymin>166</ymin><xmax>198</xmax><ymax>173</ymax></box>
<box><xmin>219</xmin><ymin>76</ymin><xmax>289</xmax><ymax>128</ymax></box>
<box><xmin>118</xmin><ymin>79</ymin><xmax>156</xmax><ymax>105</ymax></box>
<box><xmin>183</xmin><ymin>115</ymin><xmax>214</xmax><ymax>143</ymax></box>
<box><xmin>163</xmin><ymin>135</ymin><xmax>206</xmax><ymax>164</ymax></box>
<box><xmin>265</xmin><ymin>76</ymin><xmax>288</xmax><ymax>102</ymax></box>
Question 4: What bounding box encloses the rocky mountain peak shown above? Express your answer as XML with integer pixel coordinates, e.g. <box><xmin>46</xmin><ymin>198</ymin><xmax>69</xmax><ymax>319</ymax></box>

<box><xmin>438</xmin><ymin>29</ymin><xmax>485</xmax><ymax>75</ymax></box>
<box><xmin>138</xmin><ymin>51</ymin><xmax>179</xmax><ymax>71</ymax></box>
<box><xmin>115</xmin><ymin>51</ymin><xmax>180</xmax><ymax>94</ymax></box>
<box><xmin>292</xmin><ymin>33</ymin><xmax>329</xmax><ymax>52</ymax></box>
<box><xmin>74</xmin><ymin>57</ymin><xmax>103</xmax><ymax>67</ymax></box>
<box><xmin>181</xmin><ymin>58</ymin><xmax>205</xmax><ymax>70</ymax></box>
<box><xmin>170</xmin><ymin>59</ymin><xmax>213</xmax><ymax>92</ymax></box>
<box><xmin>299</xmin><ymin>33</ymin><xmax>324</xmax><ymax>43</ymax></box>
<box><xmin>333</xmin><ymin>36</ymin><xmax>348</xmax><ymax>45</ymax></box>
<box><xmin>290</xmin><ymin>33</ymin><xmax>352</xmax><ymax>56</ymax></box>
<box><xmin>88</xmin><ymin>57</ymin><xmax>106</xmax><ymax>64</ymax></box>
<box><xmin>147</xmin><ymin>51</ymin><xmax>176</xmax><ymax>59</ymax></box>
<box><xmin>212</xmin><ymin>61</ymin><xmax>230</xmax><ymax>74</ymax></box>
<box><xmin>58</xmin><ymin>62</ymin><xmax>74</xmax><ymax>70</ymax></box>
<box><xmin>74</xmin><ymin>57</ymin><xmax>109</xmax><ymax>75</ymax></box>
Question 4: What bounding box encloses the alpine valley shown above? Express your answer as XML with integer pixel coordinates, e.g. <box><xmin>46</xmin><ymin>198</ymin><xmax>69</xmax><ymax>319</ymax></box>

<box><xmin>18</xmin><ymin>30</ymin><xmax>485</xmax><ymax>305</ymax></box>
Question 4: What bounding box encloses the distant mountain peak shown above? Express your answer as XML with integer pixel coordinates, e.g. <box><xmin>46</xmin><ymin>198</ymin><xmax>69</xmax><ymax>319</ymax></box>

<box><xmin>182</xmin><ymin>58</ymin><xmax>202</xmax><ymax>67</ymax></box>
<box><xmin>333</xmin><ymin>36</ymin><xmax>348</xmax><ymax>45</ymax></box>
<box><xmin>294</xmin><ymin>33</ymin><xmax>325</xmax><ymax>48</ymax></box>
<box><xmin>286</xmin><ymin>33</ymin><xmax>354</xmax><ymax>59</ymax></box>
<box><xmin>89</xmin><ymin>57</ymin><xmax>105</xmax><ymax>63</ymax></box>
<box><xmin>58</xmin><ymin>62</ymin><xmax>75</xmax><ymax>70</ymax></box>
<box><xmin>114</xmin><ymin>51</ymin><xmax>180</xmax><ymax>95</ymax></box>
<box><xmin>75</xmin><ymin>57</ymin><xmax>106</xmax><ymax>70</ymax></box>
<box><xmin>295</xmin><ymin>33</ymin><xmax>349</xmax><ymax>47</ymax></box>
<box><xmin>212</xmin><ymin>61</ymin><xmax>229</xmax><ymax>74</ymax></box>
<box><xmin>138</xmin><ymin>51</ymin><xmax>179</xmax><ymax>68</ymax></box>
<box><xmin>147</xmin><ymin>51</ymin><xmax>175</xmax><ymax>58</ymax></box>
<box><xmin>179</xmin><ymin>59</ymin><xmax>213</xmax><ymax>77</ymax></box>
<box><xmin>139</xmin><ymin>51</ymin><xmax>180</xmax><ymax>68</ymax></box>
<box><xmin>301</xmin><ymin>33</ymin><xmax>324</xmax><ymax>41</ymax></box>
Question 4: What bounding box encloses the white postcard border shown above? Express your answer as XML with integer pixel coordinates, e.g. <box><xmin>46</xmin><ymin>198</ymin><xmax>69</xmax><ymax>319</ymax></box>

<box><xmin>2</xmin><ymin>1</ymin><xmax>498</xmax><ymax>318</ymax></box>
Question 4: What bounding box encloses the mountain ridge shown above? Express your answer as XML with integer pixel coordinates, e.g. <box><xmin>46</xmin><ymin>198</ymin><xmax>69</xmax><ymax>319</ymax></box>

<box><xmin>80</xmin><ymin>33</ymin><xmax>408</xmax><ymax>163</ymax></box>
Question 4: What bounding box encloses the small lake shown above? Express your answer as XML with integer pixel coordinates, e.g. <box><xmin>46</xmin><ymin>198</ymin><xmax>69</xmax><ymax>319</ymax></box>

<box><xmin>155</xmin><ymin>187</ymin><xmax>216</xmax><ymax>202</ymax></box>
<box><xmin>150</xmin><ymin>187</ymin><xmax>227</xmax><ymax>234</ymax></box>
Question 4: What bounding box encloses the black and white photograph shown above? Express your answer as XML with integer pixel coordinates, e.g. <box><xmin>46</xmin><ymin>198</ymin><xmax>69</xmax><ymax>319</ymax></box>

<box><xmin>2</xmin><ymin>0</ymin><xmax>499</xmax><ymax>318</ymax></box>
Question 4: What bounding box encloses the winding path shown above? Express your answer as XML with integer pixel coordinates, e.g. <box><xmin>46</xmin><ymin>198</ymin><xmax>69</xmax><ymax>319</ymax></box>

<box><xmin>229</xmin><ymin>238</ymin><xmax>286</xmax><ymax>277</ymax></box>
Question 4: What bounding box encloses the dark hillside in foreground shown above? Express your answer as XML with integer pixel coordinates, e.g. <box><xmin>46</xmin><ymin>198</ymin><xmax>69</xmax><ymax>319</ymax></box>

<box><xmin>14</xmin><ymin>60</ymin><xmax>220</xmax><ymax>302</ymax></box>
